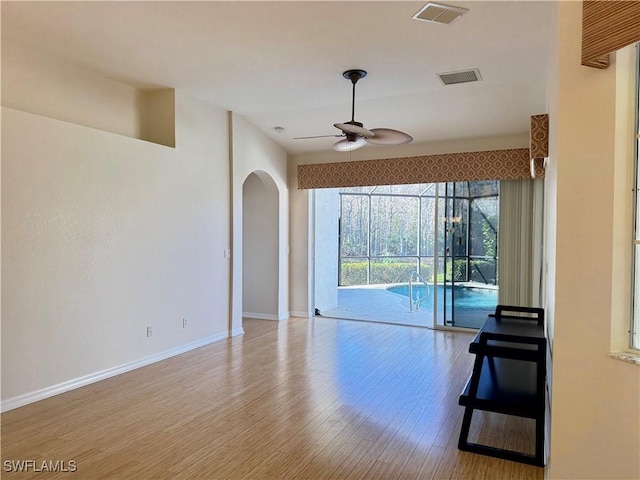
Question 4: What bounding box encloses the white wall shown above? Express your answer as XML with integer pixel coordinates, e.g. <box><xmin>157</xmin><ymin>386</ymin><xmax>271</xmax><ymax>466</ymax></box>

<box><xmin>544</xmin><ymin>2</ymin><xmax>559</xmax><ymax>391</ymax></box>
<box><xmin>1</xmin><ymin>37</ymin><xmax>293</xmax><ymax>410</ymax></box>
<box><xmin>2</xmin><ymin>41</ymin><xmax>142</xmax><ymax>140</ymax></box>
<box><xmin>288</xmin><ymin>165</ymin><xmax>314</xmax><ymax>318</ymax></box>
<box><xmin>313</xmin><ymin>188</ymin><xmax>339</xmax><ymax>312</ymax></box>
<box><xmin>231</xmin><ymin>113</ymin><xmax>289</xmax><ymax>330</ymax></box>
<box><xmin>1</xmin><ymin>94</ymin><xmax>230</xmax><ymax>408</ymax></box>
<box><xmin>242</xmin><ymin>173</ymin><xmax>279</xmax><ymax>319</ymax></box>
<box><xmin>546</xmin><ymin>3</ymin><xmax>640</xmax><ymax>479</ymax></box>
<box><xmin>2</xmin><ymin>41</ymin><xmax>176</xmax><ymax>147</ymax></box>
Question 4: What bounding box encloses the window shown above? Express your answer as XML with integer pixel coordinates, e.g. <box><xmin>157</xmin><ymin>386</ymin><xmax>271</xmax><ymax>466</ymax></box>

<box><xmin>338</xmin><ymin>181</ymin><xmax>499</xmax><ymax>288</ymax></box>
<box><xmin>632</xmin><ymin>44</ymin><xmax>640</xmax><ymax>350</ymax></box>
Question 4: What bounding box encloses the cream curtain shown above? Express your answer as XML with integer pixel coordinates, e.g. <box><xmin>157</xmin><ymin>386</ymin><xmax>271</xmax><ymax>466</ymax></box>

<box><xmin>498</xmin><ymin>179</ymin><xmax>544</xmax><ymax>307</ymax></box>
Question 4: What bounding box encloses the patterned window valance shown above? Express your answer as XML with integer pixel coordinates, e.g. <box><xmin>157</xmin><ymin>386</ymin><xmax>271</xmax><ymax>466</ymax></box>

<box><xmin>582</xmin><ymin>1</ymin><xmax>640</xmax><ymax>69</ymax></box>
<box><xmin>297</xmin><ymin>148</ymin><xmax>542</xmax><ymax>190</ymax></box>
<box><xmin>530</xmin><ymin>114</ymin><xmax>549</xmax><ymax>178</ymax></box>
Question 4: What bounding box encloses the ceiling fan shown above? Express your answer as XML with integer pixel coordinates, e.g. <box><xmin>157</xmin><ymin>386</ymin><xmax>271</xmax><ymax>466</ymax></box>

<box><xmin>295</xmin><ymin>69</ymin><xmax>413</xmax><ymax>152</ymax></box>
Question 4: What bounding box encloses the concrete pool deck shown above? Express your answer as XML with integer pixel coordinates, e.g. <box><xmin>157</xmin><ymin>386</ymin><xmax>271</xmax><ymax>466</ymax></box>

<box><xmin>319</xmin><ymin>284</ymin><xmax>492</xmax><ymax>329</ymax></box>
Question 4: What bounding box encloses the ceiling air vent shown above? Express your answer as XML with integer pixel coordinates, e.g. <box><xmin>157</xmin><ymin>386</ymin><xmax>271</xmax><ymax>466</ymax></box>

<box><xmin>437</xmin><ymin>68</ymin><xmax>482</xmax><ymax>86</ymax></box>
<box><xmin>412</xmin><ymin>2</ymin><xmax>468</xmax><ymax>25</ymax></box>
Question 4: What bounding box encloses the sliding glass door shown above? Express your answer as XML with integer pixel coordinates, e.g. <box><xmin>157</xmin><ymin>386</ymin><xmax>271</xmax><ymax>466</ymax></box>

<box><xmin>436</xmin><ymin>182</ymin><xmax>499</xmax><ymax>329</ymax></box>
<box><xmin>329</xmin><ymin>181</ymin><xmax>498</xmax><ymax>329</ymax></box>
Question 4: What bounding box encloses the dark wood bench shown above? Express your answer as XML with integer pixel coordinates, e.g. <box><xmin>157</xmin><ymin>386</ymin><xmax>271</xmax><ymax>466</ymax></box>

<box><xmin>458</xmin><ymin>305</ymin><xmax>546</xmax><ymax>466</ymax></box>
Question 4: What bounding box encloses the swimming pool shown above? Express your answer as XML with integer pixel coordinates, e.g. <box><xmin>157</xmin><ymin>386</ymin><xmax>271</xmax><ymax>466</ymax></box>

<box><xmin>387</xmin><ymin>284</ymin><xmax>498</xmax><ymax>310</ymax></box>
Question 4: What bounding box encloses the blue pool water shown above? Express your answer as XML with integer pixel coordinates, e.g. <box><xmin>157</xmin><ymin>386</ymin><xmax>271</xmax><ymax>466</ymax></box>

<box><xmin>387</xmin><ymin>284</ymin><xmax>497</xmax><ymax>310</ymax></box>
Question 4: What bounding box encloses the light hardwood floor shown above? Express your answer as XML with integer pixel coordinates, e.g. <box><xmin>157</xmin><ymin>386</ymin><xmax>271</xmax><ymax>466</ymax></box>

<box><xmin>1</xmin><ymin>318</ymin><xmax>543</xmax><ymax>479</ymax></box>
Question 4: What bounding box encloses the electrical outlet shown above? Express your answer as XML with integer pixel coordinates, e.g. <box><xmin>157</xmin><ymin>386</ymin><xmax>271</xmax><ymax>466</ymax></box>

<box><xmin>182</xmin><ymin>318</ymin><xmax>188</xmax><ymax>328</ymax></box>
<box><xmin>146</xmin><ymin>326</ymin><xmax>152</xmax><ymax>338</ymax></box>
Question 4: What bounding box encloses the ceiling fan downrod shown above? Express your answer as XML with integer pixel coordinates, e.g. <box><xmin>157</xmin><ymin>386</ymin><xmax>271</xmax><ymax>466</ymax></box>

<box><xmin>344</xmin><ymin>69</ymin><xmax>367</xmax><ymax>124</ymax></box>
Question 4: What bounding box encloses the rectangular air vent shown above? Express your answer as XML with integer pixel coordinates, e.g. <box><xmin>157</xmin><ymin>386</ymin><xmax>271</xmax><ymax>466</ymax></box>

<box><xmin>412</xmin><ymin>2</ymin><xmax>468</xmax><ymax>25</ymax></box>
<box><xmin>437</xmin><ymin>68</ymin><xmax>482</xmax><ymax>86</ymax></box>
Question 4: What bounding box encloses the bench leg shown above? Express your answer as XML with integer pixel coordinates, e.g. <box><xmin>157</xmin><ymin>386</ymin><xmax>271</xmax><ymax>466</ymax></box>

<box><xmin>458</xmin><ymin>406</ymin><xmax>474</xmax><ymax>450</ymax></box>
<box><xmin>458</xmin><ymin>408</ymin><xmax>545</xmax><ymax>466</ymax></box>
<box><xmin>535</xmin><ymin>412</ymin><xmax>545</xmax><ymax>466</ymax></box>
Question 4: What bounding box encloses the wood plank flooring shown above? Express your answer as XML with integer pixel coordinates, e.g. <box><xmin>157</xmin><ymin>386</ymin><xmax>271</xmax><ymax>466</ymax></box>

<box><xmin>1</xmin><ymin>318</ymin><xmax>543</xmax><ymax>479</ymax></box>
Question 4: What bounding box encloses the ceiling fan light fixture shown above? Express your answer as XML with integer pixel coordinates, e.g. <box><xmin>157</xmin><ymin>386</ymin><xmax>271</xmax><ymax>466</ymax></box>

<box><xmin>333</xmin><ymin>136</ymin><xmax>367</xmax><ymax>152</ymax></box>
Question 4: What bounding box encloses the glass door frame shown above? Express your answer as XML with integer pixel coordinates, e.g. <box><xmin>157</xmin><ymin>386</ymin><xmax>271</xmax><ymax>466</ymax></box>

<box><xmin>431</xmin><ymin>182</ymin><xmax>496</xmax><ymax>331</ymax></box>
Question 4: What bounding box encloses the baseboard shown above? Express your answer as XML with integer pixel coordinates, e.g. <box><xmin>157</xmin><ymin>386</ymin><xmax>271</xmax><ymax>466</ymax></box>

<box><xmin>242</xmin><ymin>312</ymin><xmax>280</xmax><ymax>321</ymax></box>
<box><xmin>1</xmin><ymin>332</ymin><xmax>228</xmax><ymax>412</ymax></box>
<box><xmin>230</xmin><ymin>327</ymin><xmax>245</xmax><ymax>337</ymax></box>
<box><xmin>289</xmin><ymin>310</ymin><xmax>311</xmax><ymax>318</ymax></box>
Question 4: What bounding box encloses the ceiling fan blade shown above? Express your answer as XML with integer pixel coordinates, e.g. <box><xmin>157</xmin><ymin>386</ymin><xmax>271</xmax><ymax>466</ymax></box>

<box><xmin>365</xmin><ymin>128</ymin><xmax>413</xmax><ymax>145</ymax></box>
<box><xmin>334</xmin><ymin>122</ymin><xmax>374</xmax><ymax>137</ymax></box>
<box><xmin>293</xmin><ymin>134</ymin><xmax>344</xmax><ymax>140</ymax></box>
<box><xmin>333</xmin><ymin>137</ymin><xmax>367</xmax><ymax>152</ymax></box>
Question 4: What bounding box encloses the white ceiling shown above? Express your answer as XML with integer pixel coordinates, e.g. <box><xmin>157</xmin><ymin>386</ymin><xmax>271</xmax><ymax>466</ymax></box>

<box><xmin>1</xmin><ymin>1</ymin><xmax>555</xmax><ymax>155</ymax></box>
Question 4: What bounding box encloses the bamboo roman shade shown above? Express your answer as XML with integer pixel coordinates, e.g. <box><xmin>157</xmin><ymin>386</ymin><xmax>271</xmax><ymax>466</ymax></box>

<box><xmin>297</xmin><ymin>148</ymin><xmax>544</xmax><ymax>189</ymax></box>
<box><xmin>582</xmin><ymin>1</ymin><xmax>640</xmax><ymax>69</ymax></box>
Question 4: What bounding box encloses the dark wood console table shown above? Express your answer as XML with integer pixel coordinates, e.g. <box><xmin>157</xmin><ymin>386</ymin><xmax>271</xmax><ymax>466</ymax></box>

<box><xmin>458</xmin><ymin>305</ymin><xmax>546</xmax><ymax>466</ymax></box>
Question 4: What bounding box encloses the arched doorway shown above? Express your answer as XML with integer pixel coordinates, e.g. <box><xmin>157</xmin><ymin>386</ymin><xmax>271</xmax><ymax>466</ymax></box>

<box><xmin>242</xmin><ymin>172</ymin><xmax>279</xmax><ymax>320</ymax></box>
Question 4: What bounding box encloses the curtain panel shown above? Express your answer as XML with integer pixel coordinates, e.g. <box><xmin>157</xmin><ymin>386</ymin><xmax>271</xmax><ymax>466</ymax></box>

<box><xmin>498</xmin><ymin>178</ymin><xmax>544</xmax><ymax>307</ymax></box>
